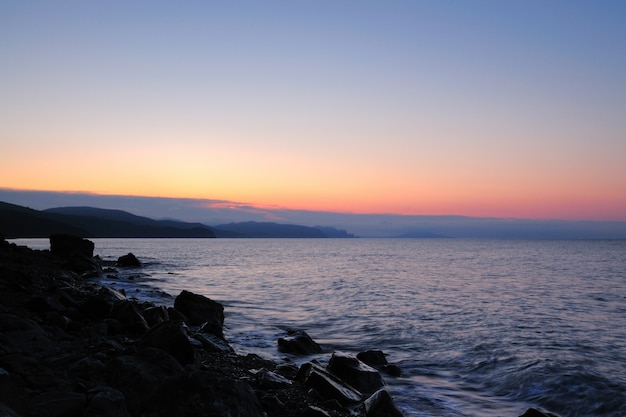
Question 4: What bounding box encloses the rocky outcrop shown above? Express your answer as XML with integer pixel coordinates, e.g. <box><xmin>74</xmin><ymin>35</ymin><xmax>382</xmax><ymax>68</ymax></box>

<box><xmin>278</xmin><ymin>330</ymin><xmax>323</xmax><ymax>354</ymax></box>
<box><xmin>327</xmin><ymin>352</ymin><xmax>385</xmax><ymax>396</ymax></box>
<box><xmin>116</xmin><ymin>253</ymin><xmax>141</xmax><ymax>268</ymax></box>
<box><xmin>0</xmin><ymin>236</ymin><xmax>563</xmax><ymax>417</ymax></box>
<box><xmin>174</xmin><ymin>289</ymin><xmax>225</xmax><ymax>335</ymax></box>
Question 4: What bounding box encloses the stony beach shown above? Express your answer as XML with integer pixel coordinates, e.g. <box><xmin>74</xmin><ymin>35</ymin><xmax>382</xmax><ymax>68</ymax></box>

<box><xmin>0</xmin><ymin>235</ymin><xmax>556</xmax><ymax>417</ymax></box>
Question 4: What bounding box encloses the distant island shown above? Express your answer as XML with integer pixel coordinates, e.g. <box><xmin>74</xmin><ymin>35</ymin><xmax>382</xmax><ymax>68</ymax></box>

<box><xmin>0</xmin><ymin>202</ymin><xmax>356</xmax><ymax>239</ymax></box>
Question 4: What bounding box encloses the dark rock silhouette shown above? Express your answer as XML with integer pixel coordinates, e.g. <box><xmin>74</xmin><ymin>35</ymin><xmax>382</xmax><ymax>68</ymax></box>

<box><xmin>327</xmin><ymin>352</ymin><xmax>385</xmax><ymax>396</ymax></box>
<box><xmin>117</xmin><ymin>252</ymin><xmax>141</xmax><ymax>267</ymax></box>
<box><xmin>278</xmin><ymin>330</ymin><xmax>323</xmax><ymax>355</ymax></box>
<box><xmin>174</xmin><ymin>290</ymin><xmax>225</xmax><ymax>334</ymax></box>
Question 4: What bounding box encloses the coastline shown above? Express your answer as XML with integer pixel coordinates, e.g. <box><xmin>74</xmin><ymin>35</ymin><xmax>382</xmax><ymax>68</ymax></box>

<box><xmin>0</xmin><ymin>235</ymin><xmax>555</xmax><ymax>417</ymax></box>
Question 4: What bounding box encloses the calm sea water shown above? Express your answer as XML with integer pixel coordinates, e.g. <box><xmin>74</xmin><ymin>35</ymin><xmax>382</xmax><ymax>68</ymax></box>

<box><xmin>16</xmin><ymin>238</ymin><xmax>626</xmax><ymax>417</ymax></box>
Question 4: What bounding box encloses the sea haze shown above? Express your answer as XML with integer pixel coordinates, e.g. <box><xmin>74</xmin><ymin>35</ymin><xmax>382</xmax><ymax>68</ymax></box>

<box><xmin>15</xmin><ymin>237</ymin><xmax>626</xmax><ymax>417</ymax></box>
<box><xmin>2</xmin><ymin>189</ymin><xmax>626</xmax><ymax>238</ymax></box>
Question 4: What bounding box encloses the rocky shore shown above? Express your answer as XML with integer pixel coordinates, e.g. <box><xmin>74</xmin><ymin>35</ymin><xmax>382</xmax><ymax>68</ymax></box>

<box><xmin>0</xmin><ymin>235</ymin><xmax>558</xmax><ymax>417</ymax></box>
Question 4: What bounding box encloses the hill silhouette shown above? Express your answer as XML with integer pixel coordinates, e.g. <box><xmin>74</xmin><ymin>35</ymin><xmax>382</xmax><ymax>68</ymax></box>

<box><xmin>0</xmin><ymin>202</ymin><xmax>215</xmax><ymax>238</ymax></box>
<box><xmin>1</xmin><ymin>202</ymin><xmax>355</xmax><ymax>239</ymax></box>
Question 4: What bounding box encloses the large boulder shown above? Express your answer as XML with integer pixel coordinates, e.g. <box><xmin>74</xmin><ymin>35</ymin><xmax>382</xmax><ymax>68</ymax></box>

<box><xmin>173</xmin><ymin>290</ymin><xmax>224</xmax><ymax>330</ymax></box>
<box><xmin>327</xmin><ymin>351</ymin><xmax>385</xmax><ymax>396</ymax></box>
<box><xmin>363</xmin><ymin>389</ymin><xmax>404</xmax><ymax>417</ymax></box>
<box><xmin>138</xmin><ymin>320</ymin><xmax>197</xmax><ymax>366</ymax></box>
<box><xmin>277</xmin><ymin>330</ymin><xmax>322</xmax><ymax>355</ymax></box>
<box><xmin>49</xmin><ymin>235</ymin><xmax>100</xmax><ymax>274</ymax></box>
<box><xmin>357</xmin><ymin>350</ymin><xmax>401</xmax><ymax>377</ymax></box>
<box><xmin>296</xmin><ymin>362</ymin><xmax>362</xmax><ymax>405</ymax></box>
<box><xmin>50</xmin><ymin>234</ymin><xmax>94</xmax><ymax>258</ymax></box>
<box><xmin>116</xmin><ymin>253</ymin><xmax>141</xmax><ymax>268</ymax></box>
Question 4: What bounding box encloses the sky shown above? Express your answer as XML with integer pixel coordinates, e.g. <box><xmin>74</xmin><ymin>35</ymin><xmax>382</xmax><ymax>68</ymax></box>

<box><xmin>2</xmin><ymin>1</ymin><xmax>626</xmax><ymax>221</ymax></box>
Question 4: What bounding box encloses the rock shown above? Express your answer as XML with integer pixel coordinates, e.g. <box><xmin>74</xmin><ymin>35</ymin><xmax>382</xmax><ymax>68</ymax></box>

<box><xmin>260</xmin><ymin>394</ymin><xmax>285</xmax><ymax>414</ymax></box>
<box><xmin>49</xmin><ymin>235</ymin><xmax>100</xmax><ymax>274</ymax></box>
<box><xmin>110</xmin><ymin>301</ymin><xmax>149</xmax><ymax>334</ymax></box>
<box><xmin>357</xmin><ymin>350</ymin><xmax>388</xmax><ymax>367</ymax></box>
<box><xmin>116</xmin><ymin>253</ymin><xmax>141</xmax><ymax>268</ymax></box>
<box><xmin>190</xmin><ymin>371</ymin><xmax>265</xmax><ymax>417</ymax></box>
<box><xmin>357</xmin><ymin>350</ymin><xmax>401</xmax><ymax>377</ymax></box>
<box><xmin>256</xmin><ymin>370</ymin><xmax>292</xmax><ymax>388</ymax></box>
<box><xmin>519</xmin><ymin>408</ymin><xmax>561</xmax><ymax>417</ymax></box>
<box><xmin>0</xmin><ymin>367</ymin><xmax>29</xmax><ymax>416</ymax></box>
<box><xmin>192</xmin><ymin>332</ymin><xmax>234</xmax><ymax>353</ymax></box>
<box><xmin>105</xmin><ymin>347</ymin><xmax>185</xmax><ymax>416</ymax></box>
<box><xmin>84</xmin><ymin>387</ymin><xmax>131</xmax><ymax>417</ymax></box>
<box><xmin>30</xmin><ymin>390</ymin><xmax>86</xmax><ymax>417</ymax></box>
<box><xmin>303</xmin><ymin>405</ymin><xmax>331</xmax><ymax>417</ymax></box>
<box><xmin>327</xmin><ymin>351</ymin><xmax>385</xmax><ymax>396</ymax></box>
<box><xmin>0</xmin><ymin>403</ymin><xmax>23</xmax><ymax>417</ymax></box>
<box><xmin>138</xmin><ymin>320</ymin><xmax>197</xmax><ymax>366</ymax></box>
<box><xmin>363</xmin><ymin>389</ymin><xmax>404</xmax><ymax>417</ymax></box>
<box><xmin>0</xmin><ymin>314</ymin><xmax>56</xmax><ymax>354</ymax></box>
<box><xmin>297</xmin><ymin>362</ymin><xmax>362</xmax><ymax>405</ymax></box>
<box><xmin>68</xmin><ymin>357</ymin><xmax>106</xmax><ymax>381</ymax></box>
<box><xmin>381</xmin><ymin>364</ymin><xmax>402</xmax><ymax>377</ymax></box>
<box><xmin>173</xmin><ymin>290</ymin><xmax>224</xmax><ymax>329</ymax></box>
<box><xmin>50</xmin><ymin>234</ymin><xmax>94</xmax><ymax>258</ymax></box>
<box><xmin>142</xmin><ymin>305</ymin><xmax>169</xmax><ymax>327</ymax></box>
<box><xmin>277</xmin><ymin>330</ymin><xmax>322</xmax><ymax>355</ymax></box>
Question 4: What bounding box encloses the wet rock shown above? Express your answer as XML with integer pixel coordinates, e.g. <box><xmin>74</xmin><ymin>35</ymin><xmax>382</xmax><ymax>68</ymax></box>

<box><xmin>30</xmin><ymin>390</ymin><xmax>86</xmax><ymax>417</ymax></box>
<box><xmin>0</xmin><ymin>403</ymin><xmax>23</xmax><ymax>417</ymax></box>
<box><xmin>297</xmin><ymin>362</ymin><xmax>362</xmax><ymax>405</ymax></box>
<box><xmin>193</xmin><ymin>332</ymin><xmax>234</xmax><ymax>352</ymax></box>
<box><xmin>142</xmin><ymin>305</ymin><xmax>169</xmax><ymax>327</ymax></box>
<box><xmin>277</xmin><ymin>330</ymin><xmax>322</xmax><ymax>355</ymax></box>
<box><xmin>190</xmin><ymin>371</ymin><xmax>265</xmax><ymax>417</ymax></box>
<box><xmin>519</xmin><ymin>408</ymin><xmax>561</xmax><ymax>417</ymax></box>
<box><xmin>116</xmin><ymin>253</ymin><xmax>141</xmax><ymax>268</ymax></box>
<box><xmin>357</xmin><ymin>350</ymin><xmax>388</xmax><ymax>367</ymax></box>
<box><xmin>68</xmin><ymin>357</ymin><xmax>106</xmax><ymax>382</ymax></box>
<box><xmin>328</xmin><ymin>351</ymin><xmax>385</xmax><ymax>396</ymax></box>
<box><xmin>80</xmin><ymin>287</ymin><xmax>126</xmax><ymax>320</ymax></box>
<box><xmin>260</xmin><ymin>394</ymin><xmax>286</xmax><ymax>414</ymax></box>
<box><xmin>358</xmin><ymin>350</ymin><xmax>401</xmax><ymax>377</ymax></box>
<box><xmin>110</xmin><ymin>300</ymin><xmax>149</xmax><ymax>334</ymax></box>
<box><xmin>138</xmin><ymin>320</ymin><xmax>197</xmax><ymax>366</ymax></box>
<box><xmin>303</xmin><ymin>405</ymin><xmax>331</xmax><ymax>417</ymax></box>
<box><xmin>105</xmin><ymin>347</ymin><xmax>185</xmax><ymax>415</ymax></box>
<box><xmin>0</xmin><ymin>367</ymin><xmax>29</xmax><ymax>416</ymax></box>
<box><xmin>0</xmin><ymin>314</ymin><xmax>56</xmax><ymax>354</ymax></box>
<box><xmin>84</xmin><ymin>387</ymin><xmax>131</xmax><ymax>417</ymax></box>
<box><xmin>363</xmin><ymin>389</ymin><xmax>404</xmax><ymax>417</ymax></box>
<box><xmin>174</xmin><ymin>290</ymin><xmax>225</xmax><ymax>329</ymax></box>
<box><xmin>257</xmin><ymin>370</ymin><xmax>292</xmax><ymax>388</ymax></box>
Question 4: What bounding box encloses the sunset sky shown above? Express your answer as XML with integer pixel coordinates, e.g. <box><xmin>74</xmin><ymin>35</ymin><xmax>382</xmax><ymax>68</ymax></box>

<box><xmin>2</xmin><ymin>1</ymin><xmax>625</xmax><ymax>221</ymax></box>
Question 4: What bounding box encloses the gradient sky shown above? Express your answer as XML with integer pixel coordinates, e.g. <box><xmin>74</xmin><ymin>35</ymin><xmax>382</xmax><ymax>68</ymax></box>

<box><xmin>2</xmin><ymin>1</ymin><xmax>625</xmax><ymax>221</ymax></box>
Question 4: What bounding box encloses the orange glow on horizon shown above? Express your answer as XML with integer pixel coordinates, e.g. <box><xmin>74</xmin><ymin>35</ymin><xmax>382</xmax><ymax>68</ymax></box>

<box><xmin>2</xmin><ymin>184</ymin><xmax>624</xmax><ymax>222</ymax></box>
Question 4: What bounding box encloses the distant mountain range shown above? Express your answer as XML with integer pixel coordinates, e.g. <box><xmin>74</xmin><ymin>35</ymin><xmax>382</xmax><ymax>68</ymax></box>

<box><xmin>0</xmin><ymin>202</ymin><xmax>354</xmax><ymax>238</ymax></box>
<box><xmin>2</xmin><ymin>189</ymin><xmax>626</xmax><ymax>239</ymax></box>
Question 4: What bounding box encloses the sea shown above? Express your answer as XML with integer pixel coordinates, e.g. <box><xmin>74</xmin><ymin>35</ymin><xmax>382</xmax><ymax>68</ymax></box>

<box><xmin>14</xmin><ymin>238</ymin><xmax>626</xmax><ymax>417</ymax></box>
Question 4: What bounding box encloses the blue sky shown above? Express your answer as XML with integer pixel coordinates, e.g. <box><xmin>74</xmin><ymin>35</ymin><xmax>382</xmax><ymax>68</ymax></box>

<box><xmin>2</xmin><ymin>1</ymin><xmax>626</xmax><ymax>220</ymax></box>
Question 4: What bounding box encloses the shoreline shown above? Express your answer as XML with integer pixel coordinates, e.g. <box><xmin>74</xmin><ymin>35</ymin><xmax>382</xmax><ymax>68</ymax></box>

<box><xmin>0</xmin><ymin>235</ymin><xmax>555</xmax><ymax>417</ymax></box>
